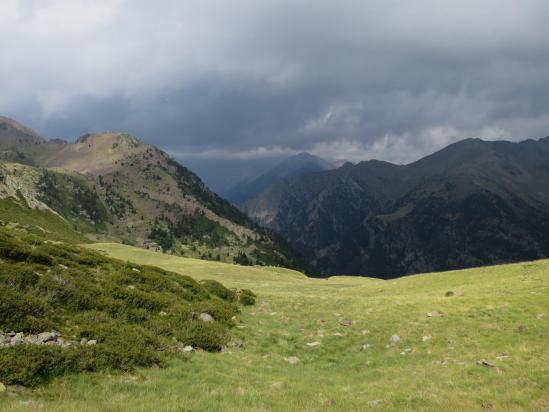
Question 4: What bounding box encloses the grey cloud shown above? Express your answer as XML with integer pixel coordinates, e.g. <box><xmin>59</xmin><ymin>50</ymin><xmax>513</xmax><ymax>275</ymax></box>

<box><xmin>1</xmin><ymin>0</ymin><xmax>548</xmax><ymax>164</ymax></box>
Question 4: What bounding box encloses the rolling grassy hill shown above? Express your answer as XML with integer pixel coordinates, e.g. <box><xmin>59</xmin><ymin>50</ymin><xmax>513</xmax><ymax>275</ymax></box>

<box><xmin>3</xmin><ymin>243</ymin><xmax>547</xmax><ymax>411</ymax></box>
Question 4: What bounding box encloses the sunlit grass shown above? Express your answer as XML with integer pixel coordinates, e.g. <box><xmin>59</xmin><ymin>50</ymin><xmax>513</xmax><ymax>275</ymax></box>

<box><xmin>2</xmin><ymin>243</ymin><xmax>548</xmax><ymax>411</ymax></box>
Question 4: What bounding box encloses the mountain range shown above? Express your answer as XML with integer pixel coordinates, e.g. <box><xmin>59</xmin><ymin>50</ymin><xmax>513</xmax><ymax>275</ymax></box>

<box><xmin>4</xmin><ymin>115</ymin><xmax>549</xmax><ymax>279</ymax></box>
<box><xmin>243</xmin><ymin>137</ymin><xmax>549</xmax><ymax>278</ymax></box>
<box><xmin>225</xmin><ymin>152</ymin><xmax>334</xmax><ymax>204</ymax></box>
<box><xmin>0</xmin><ymin>116</ymin><xmax>305</xmax><ymax>270</ymax></box>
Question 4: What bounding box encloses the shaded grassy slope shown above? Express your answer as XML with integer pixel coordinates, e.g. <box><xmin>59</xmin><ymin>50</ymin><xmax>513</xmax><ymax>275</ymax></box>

<box><xmin>3</xmin><ymin>243</ymin><xmax>547</xmax><ymax>411</ymax></box>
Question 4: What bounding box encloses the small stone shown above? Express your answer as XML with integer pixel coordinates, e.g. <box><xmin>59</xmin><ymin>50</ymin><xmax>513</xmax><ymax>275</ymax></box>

<box><xmin>338</xmin><ymin>319</ymin><xmax>352</xmax><ymax>327</ymax></box>
<box><xmin>37</xmin><ymin>331</ymin><xmax>58</xmax><ymax>344</ymax></box>
<box><xmin>181</xmin><ymin>345</ymin><xmax>194</xmax><ymax>353</ymax></box>
<box><xmin>87</xmin><ymin>340</ymin><xmax>97</xmax><ymax>346</ymax></box>
<box><xmin>360</xmin><ymin>344</ymin><xmax>371</xmax><ymax>351</ymax></box>
<box><xmin>270</xmin><ymin>381</ymin><xmax>283</xmax><ymax>389</ymax></box>
<box><xmin>477</xmin><ymin>359</ymin><xmax>495</xmax><ymax>367</ymax></box>
<box><xmin>132</xmin><ymin>268</ymin><xmax>141</xmax><ymax>272</ymax></box>
<box><xmin>427</xmin><ymin>311</ymin><xmax>443</xmax><ymax>318</ymax></box>
<box><xmin>159</xmin><ymin>311</ymin><xmax>167</xmax><ymax>316</ymax></box>
<box><xmin>285</xmin><ymin>356</ymin><xmax>301</xmax><ymax>365</ymax></box>
<box><xmin>25</xmin><ymin>335</ymin><xmax>41</xmax><ymax>345</ymax></box>
<box><xmin>367</xmin><ymin>399</ymin><xmax>382</xmax><ymax>407</ymax></box>
<box><xmin>333</xmin><ymin>332</ymin><xmax>344</xmax><ymax>337</ymax></box>
<box><xmin>80</xmin><ymin>338</ymin><xmax>88</xmax><ymax>345</ymax></box>
<box><xmin>57</xmin><ymin>338</ymin><xmax>70</xmax><ymax>347</ymax></box>
<box><xmin>306</xmin><ymin>341</ymin><xmax>321</xmax><ymax>347</ymax></box>
<box><xmin>229</xmin><ymin>339</ymin><xmax>246</xmax><ymax>348</ymax></box>
<box><xmin>10</xmin><ymin>334</ymin><xmax>23</xmax><ymax>346</ymax></box>
<box><xmin>390</xmin><ymin>334</ymin><xmax>401</xmax><ymax>342</ymax></box>
<box><xmin>58</xmin><ymin>264</ymin><xmax>68</xmax><ymax>270</ymax></box>
<box><xmin>422</xmin><ymin>335</ymin><xmax>431</xmax><ymax>342</ymax></box>
<box><xmin>199</xmin><ymin>313</ymin><xmax>214</xmax><ymax>323</ymax></box>
<box><xmin>361</xmin><ymin>329</ymin><xmax>370</xmax><ymax>335</ymax></box>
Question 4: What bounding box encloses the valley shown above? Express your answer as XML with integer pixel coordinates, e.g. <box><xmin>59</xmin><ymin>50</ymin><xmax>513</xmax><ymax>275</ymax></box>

<box><xmin>3</xmin><ymin>3</ymin><xmax>549</xmax><ymax>410</ymax></box>
<box><xmin>1</xmin><ymin>117</ymin><xmax>548</xmax><ymax>411</ymax></box>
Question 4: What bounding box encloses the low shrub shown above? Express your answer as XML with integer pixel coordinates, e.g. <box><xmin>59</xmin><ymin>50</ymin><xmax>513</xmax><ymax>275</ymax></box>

<box><xmin>0</xmin><ymin>287</ymin><xmax>54</xmax><ymax>332</ymax></box>
<box><xmin>193</xmin><ymin>299</ymin><xmax>239</xmax><ymax>325</ymax></box>
<box><xmin>201</xmin><ymin>279</ymin><xmax>237</xmax><ymax>302</ymax></box>
<box><xmin>177</xmin><ymin>321</ymin><xmax>230</xmax><ymax>352</ymax></box>
<box><xmin>0</xmin><ymin>226</ymin><xmax>256</xmax><ymax>387</ymax></box>
<box><xmin>0</xmin><ymin>345</ymin><xmax>76</xmax><ymax>387</ymax></box>
<box><xmin>239</xmin><ymin>289</ymin><xmax>257</xmax><ymax>306</ymax></box>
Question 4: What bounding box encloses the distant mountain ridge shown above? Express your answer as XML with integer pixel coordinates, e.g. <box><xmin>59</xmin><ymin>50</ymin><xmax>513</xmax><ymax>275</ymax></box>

<box><xmin>226</xmin><ymin>152</ymin><xmax>334</xmax><ymax>204</ymax></box>
<box><xmin>243</xmin><ymin>137</ymin><xmax>549</xmax><ymax>278</ymax></box>
<box><xmin>0</xmin><ymin>116</ymin><xmax>306</xmax><ymax>270</ymax></box>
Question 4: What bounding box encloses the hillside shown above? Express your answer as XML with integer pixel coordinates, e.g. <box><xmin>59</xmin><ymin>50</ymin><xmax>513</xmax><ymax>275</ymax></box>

<box><xmin>244</xmin><ymin>137</ymin><xmax>549</xmax><ymax>278</ymax></box>
<box><xmin>0</xmin><ymin>116</ymin><xmax>305</xmax><ymax>269</ymax></box>
<box><xmin>0</xmin><ymin>224</ymin><xmax>254</xmax><ymax>389</ymax></box>
<box><xmin>226</xmin><ymin>152</ymin><xmax>334</xmax><ymax>204</ymax></box>
<box><xmin>2</xmin><ymin>241</ymin><xmax>547</xmax><ymax>411</ymax></box>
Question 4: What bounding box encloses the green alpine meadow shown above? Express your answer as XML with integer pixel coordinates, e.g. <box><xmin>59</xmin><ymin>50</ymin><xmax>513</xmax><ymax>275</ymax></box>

<box><xmin>2</xmin><ymin>2</ymin><xmax>549</xmax><ymax>410</ymax></box>
<box><xmin>0</xmin><ymin>239</ymin><xmax>547</xmax><ymax>411</ymax></box>
<box><xmin>0</xmin><ymin>115</ymin><xmax>548</xmax><ymax>412</ymax></box>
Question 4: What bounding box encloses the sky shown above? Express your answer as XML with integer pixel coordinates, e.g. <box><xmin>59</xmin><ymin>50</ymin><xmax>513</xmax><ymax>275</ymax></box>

<box><xmin>1</xmin><ymin>0</ymin><xmax>549</xmax><ymax>165</ymax></box>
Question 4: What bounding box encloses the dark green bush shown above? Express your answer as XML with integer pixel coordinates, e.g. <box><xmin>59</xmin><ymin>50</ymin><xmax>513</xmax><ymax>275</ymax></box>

<box><xmin>76</xmin><ymin>322</ymin><xmax>160</xmax><ymax>371</ymax></box>
<box><xmin>27</xmin><ymin>250</ymin><xmax>55</xmax><ymax>265</ymax></box>
<box><xmin>177</xmin><ymin>321</ymin><xmax>229</xmax><ymax>351</ymax></box>
<box><xmin>106</xmin><ymin>285</ymin><xmax>170</xmax><ymax>311</ymax></box>
<box><xmin>0</xmin><ymin>287</ymin><xmax>54</xmax><ymax>332</ymax></box>
<box><xmin>0</xmin><ymin>265</ymin><xmax>41</xmax><ymax>291</ymax></box>
<box><xmin>0</xmin><ymin>226</ymin><xmax>256</xmax><ymax>386</ymax></box>
<box><xmin>0</xmin><ymin>345</ymin><xmax>76</xmax><ymax>386</ymax></box>
<box><xmin>193</xmin><ymin>299</ymin><xmax>239</xmax><ymax>325</ymax></box>
<box><xmin>0</xmin><ymin>232</ymin><xmax>31</xmax><ymax>261</ymax></box>
<box><xmin>201</xmin><ymin>279</ymin><xmax>237</xmax><ymax>301</ymax></box>
<box><xmin>239</xmin><ymin>289</ymin><xmax>257</xmax><ymax>305</ymax></box>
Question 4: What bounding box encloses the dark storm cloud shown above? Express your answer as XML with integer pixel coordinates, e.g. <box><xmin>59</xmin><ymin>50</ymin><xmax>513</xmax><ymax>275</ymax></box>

<box><xmin>1</xmin><ymin>0</ymin><xmax>549</xmax><ymax>163</ymax></box>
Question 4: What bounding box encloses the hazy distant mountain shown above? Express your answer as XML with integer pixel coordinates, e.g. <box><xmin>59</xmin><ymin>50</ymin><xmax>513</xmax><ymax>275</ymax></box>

<box><xmin>244</xmin><ymin>137</ymin><xmax>549</xmax><ymax>278</ymax></box>
<box><xmin>176</xmin><ymin>156</ymin><xmax>286</xmax><ymax>196</ymax></box>
<box><xmin>0</xmin><ymin>116</ymin><xmax>306</xmax><ymax>269</ymax></box>
<box><xmin>226</xmin><ymin>152</ymin><xmax>334</xmax><ymax>204</ymax></box>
